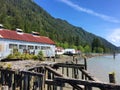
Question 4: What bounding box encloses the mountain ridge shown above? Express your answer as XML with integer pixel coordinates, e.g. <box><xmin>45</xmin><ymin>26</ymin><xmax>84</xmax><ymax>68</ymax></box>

<box><xmin>0</xmin><ymin>0</ymin><xmax>117</xmax><ymax>52</ymax></box>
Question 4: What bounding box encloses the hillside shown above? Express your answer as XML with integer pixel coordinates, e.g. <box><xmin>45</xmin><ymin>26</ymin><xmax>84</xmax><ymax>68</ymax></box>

<box><xmin>0</xmin><ymin>0</ymin><xmax>117</xmax><ymax>52</ymax></box>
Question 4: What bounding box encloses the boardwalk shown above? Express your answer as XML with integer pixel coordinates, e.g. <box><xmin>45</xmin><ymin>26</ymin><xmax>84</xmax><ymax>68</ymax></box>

<box><xmin>0</xmin><ymin>56</ymin><xmax>120</xmax><ymax>90</ymax></box>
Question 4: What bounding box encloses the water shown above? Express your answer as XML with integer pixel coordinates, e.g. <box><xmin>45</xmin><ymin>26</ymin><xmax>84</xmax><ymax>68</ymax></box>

<box><xmin>87</xmin><ymin>54</ymin><xmax>120</xmax><ymax>84</ymax></box>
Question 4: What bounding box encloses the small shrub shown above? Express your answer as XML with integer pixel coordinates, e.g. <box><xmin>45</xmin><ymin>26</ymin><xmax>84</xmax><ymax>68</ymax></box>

<box><xmin>37</xmin><ymin>51</ymin><xmax>44</xmax><ymax>61</ymax></box>
<box><xmin>7</xmin><ymin>49</ymin><xmax>46</xmax><ymax>60</ymax></box>
<box><xmin>32</xmin><ymin>55</ymin><xmax>38</xmax><ymax>60</ymax></box>
<box><xmin>7</xmin><ymin>49</ymin><xmax>21</xmax><ymax>59</ymax></box>
<box><xmin>22</xmin><ymin>53</ymin><xmax>31</xmax><ymax>60</ymax></box>
<box><xmin>6</xmin><ymin>63</ymin><xmax>12</xmax><ymax>69</ymax></box>
<box><xmin>7</xmin><ymin>54</ymin><xmax>14</xmax><ymax>59</ymax></box>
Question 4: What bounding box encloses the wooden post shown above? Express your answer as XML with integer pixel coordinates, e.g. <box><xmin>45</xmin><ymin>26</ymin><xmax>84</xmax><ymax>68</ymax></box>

<box><xmin>27</xmin><ymin>75</ymin><xmax>30</xmax><ymax>90</ymax></box>
<box><xmin>41</xmin><ymin>77</ymin><xmax>44</xmax><ymax>90</ymax></box>
<box><xmin>76</xmin><ymin>69</ymin><xmax>79</xmax><ymax>79</ymax></box>
<box><xmin>1</xmin><ymin>71</ymin><xmax>5</xmax><ymax>85</ymax></box>
<box><xmin>8</xmin><ymin>73</ymin><xmax>12</xmax><ymax>90</ymax></box>
<box><xmin>62</xmin><ymin>67</ymin><xmax>64</xmax><ymax>74</ymax></box>
<box><xmin>75</xmin><ymin>59</ymin><xmax>78</xmax><ymax>64</ymax></box>
<box><xmin>66</xmin><ymin>67</ymin><xmax>69</xmax><ymax>77</ymax></box>
<box><xmin>48</xmin><ymin>71</ymin><xmax>52</xmax><ymax>90</ymax></box>
<box><xmin>73</xmin><ymin>55</ymin><xmax>75</xmax><ymax>61</ymax></box>
<box><xmin>53</xmin><ymin>85</ymin><xmax>57</xmax><ymax>90</ymax></box>
<box><xmin>48</xmin><ymin>71</ymin><xmax>51</xmax><ymax>79</ymax></box>
<box><xmin>72</xmin><ymin>68</ymin><xmax>74</xmax><ymax>78</ymax></box>
<box><xmin>81</xmin><ymin>72</ymin><xmax>84</xmax><ymax>79</ymax></box>
<box><xmin>13</xmin><ymin>74</ymin><xmax>16</xmax><ymax>90</ymax></box>
<box><xmin>75</xmin><ymin>69</ymin><xmax>78</xmax><ymax>79</ymax></box>
<box><xmin>109</xmin><ymin>72</ymin><xmax>116</xmax><ymax>83</ymax></box>
<box><xmin>113</xmin><ymin>52</ymin><xmax>115</xmax><ymax>59</ymax></box>
<box><xmin>84</xmin><ymin>58</ymin><xmax>87</xmax><ymax>70</ymax></box>
<box><xmin>36</xmin><ymin>76</ymin><xmax>41</xmax><ymax>90</ymax></box>
<box><xmin>20</xmin><ymin>73</ymin><xmax>23</xmax><ymax>90</ymax></box>
<box><xmin>59</xmin><ymin>86</ymin><xmax>63</xmax><ymax>90</ymax></box>
<box><xmin>23</xmin><ymin>74</ymin><xmax>28</xmax><ymax>90</ymax></box>
<box><xmin>85</xmin><ymin>86</ymin><xmax>92</xmax><ymax>90</ymax></box>
<box><xmin>53</xmin><ymin>57</ymin><xmax>55</xmax><ymax>62</ymax></box>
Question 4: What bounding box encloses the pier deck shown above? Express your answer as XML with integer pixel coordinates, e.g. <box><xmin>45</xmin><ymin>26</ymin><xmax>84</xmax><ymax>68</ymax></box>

<box><xmin>0</xmin><ymin>56</ymin><xmax>120</xmax><ymax>90</ymax></box>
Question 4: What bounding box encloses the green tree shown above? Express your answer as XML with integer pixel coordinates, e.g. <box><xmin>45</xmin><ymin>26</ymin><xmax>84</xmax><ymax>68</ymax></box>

<box><xmin>0</xmin><ymin>0</ymin><xmax>117</xmax><ymax>53</ymax></box>
<box><xmin>92</xmin><ymin>38</ymin><xmax>104</xmax><ymax>53</ymax></box>
<box><xmin>84</xmin><ymin>45</ymin><xmax>91</xmax><ymax>53</ymax></box>
<box><xmin>71</xmin><ymin>45</ymin><xmax>77</xmax><ymax>50</ymax></box>
<box><xmin>78</xmin><ymin>45</ymin><xmax>84</xmax><ymax>52</ymax></box>
<box><xmin>62</xmin><ymin>42</ymin><xmax>69</xmax><ymax>48</ymax></box>
<box><xmin>93</xmin><ymin>47</ymin><xmax>104</xmax><ymax>53</ymax></box>
<box><xmin>97</xmin><ymin>47</ymin><xmax>104</xmax><ymax>53</ymax></box>
<box><xmin>75</xmin><ymin>36</ymin><xmax>80</xmax><ymax>46</ymax></box>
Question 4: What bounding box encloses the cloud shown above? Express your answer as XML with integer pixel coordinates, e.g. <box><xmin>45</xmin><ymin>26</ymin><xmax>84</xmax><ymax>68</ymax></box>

<box><xmin>59</xmin><ymin>0</ymin><xmax>120</xmax><ymax>23</ymax></box>
<box><xmin>107</xmin><ymin>28</ymin><xmax>120</xmax><ymax>46</ymax></box>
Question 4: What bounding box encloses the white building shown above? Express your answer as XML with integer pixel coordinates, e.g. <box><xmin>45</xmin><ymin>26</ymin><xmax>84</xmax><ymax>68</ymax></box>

<box><xmin>0</xmin><ymin>28</ymin><xmax>55</xmax><ymax>59</ymax></box>
<box><xmin>64</xmin><ymin>48</ymin><xmax>76</xmax><ymax>55</ymax></box>
<box><xmin>55</xmin><ymin>47</ymin><xmax>64</xmax><ymax>55</ymax></box>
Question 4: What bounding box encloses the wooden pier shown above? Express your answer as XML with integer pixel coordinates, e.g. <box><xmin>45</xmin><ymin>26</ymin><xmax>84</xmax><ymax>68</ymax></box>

<box><xmin>0</xmin><ymin>57</ymin><xmax>120</xmax><ymax>90</ymax></box>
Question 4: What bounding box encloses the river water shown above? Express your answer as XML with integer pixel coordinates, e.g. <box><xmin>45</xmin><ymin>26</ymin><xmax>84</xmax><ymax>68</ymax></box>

<box><xmin>87</xmin><ymin>54</ymin><xmax>120</xmax><ymax>84</ymax></box>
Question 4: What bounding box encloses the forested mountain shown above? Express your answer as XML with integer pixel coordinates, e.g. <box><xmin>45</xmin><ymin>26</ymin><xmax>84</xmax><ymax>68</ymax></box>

<box><xmin>0</xmin><ymin>0</ymin><xmax>118</xmax><ymax>52</ymax></box>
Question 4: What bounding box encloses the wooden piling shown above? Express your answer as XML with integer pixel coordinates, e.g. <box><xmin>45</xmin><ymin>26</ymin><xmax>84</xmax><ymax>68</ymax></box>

<box><xmin>113</xmin><ymin>52</ymin><xmax>115</xmax><ymax>59</ymax></box>
<box><xmin>1</xmin><ymin>60</ymin><xmax>120</xmax><ymax>90</ymax></box>
<box><xmin>84</xmin><ymin>58</ymin><xmax>87</xmax><ymax>70</ymax></box>
<box><xmin>48</xmin><ymin>71</ymin><xmax>52</xmax><ymax>90</ymax></box>
<box><xmin>109</xmin><ymin>72</ymin><xmax>116</xmax><ymax>83</ymax></box>
<box><xmin>66</xmin><ymin>67</ymin><xmax>69</xmax><ymax>77</ymax></box>
<box><xmin>75</xmin><ymin>58</ymin><xmax>78</xmax><ymax>64</ymax></box>
<box><xmin>62</xmin><ymin>67</ymin><xmax>64</xmax><ymax>74</ymax></box>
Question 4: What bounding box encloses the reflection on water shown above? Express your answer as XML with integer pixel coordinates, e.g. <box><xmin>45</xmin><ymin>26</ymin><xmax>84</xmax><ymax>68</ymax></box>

<box><xmin>87</xmin><ymin>54</ymin><xmax>120</xmax><ymax>84</ymax></box>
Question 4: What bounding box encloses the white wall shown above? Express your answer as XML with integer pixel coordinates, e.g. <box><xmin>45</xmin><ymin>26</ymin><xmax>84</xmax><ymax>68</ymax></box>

<box><xmin>0</xmin><ymin>38</ymin><xmax>55</xmax><ymax>59</ymax></box>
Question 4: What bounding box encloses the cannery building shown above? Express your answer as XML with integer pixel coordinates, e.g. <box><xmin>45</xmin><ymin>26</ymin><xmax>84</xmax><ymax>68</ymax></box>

<box><xmin>0</xmin><ymin>25</ymin><xmax>55</xmax><ymax>59</ymax></box>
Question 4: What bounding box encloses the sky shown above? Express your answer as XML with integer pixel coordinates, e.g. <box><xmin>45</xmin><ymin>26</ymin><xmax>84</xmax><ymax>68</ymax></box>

<box><xmin>34</xmin><ymin>0</ymin><xmax>120</xmax><ymax>47</ymax></box>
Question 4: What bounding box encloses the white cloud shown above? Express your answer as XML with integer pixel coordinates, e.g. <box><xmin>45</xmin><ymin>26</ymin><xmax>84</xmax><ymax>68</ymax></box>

<box><xmin>59</xmin><ymin>0</ymin><xmax>120</xmax><ymax>23</ymax></box>
<box><xmin>107</xmin><ymin>28</ymin><xmax>120</xmax><ymax>46</ymax></box>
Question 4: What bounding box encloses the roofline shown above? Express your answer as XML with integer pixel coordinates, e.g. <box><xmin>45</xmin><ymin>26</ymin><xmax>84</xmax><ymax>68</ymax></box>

<box><xmin>0</xmin><ymin>37</ymin><xmax>55</xmax><ymax>45</ymax></box>
<box><xmin>0</xmin><ymin>29</ymin><xmax>55</xmax><ymax>45</ymax></box>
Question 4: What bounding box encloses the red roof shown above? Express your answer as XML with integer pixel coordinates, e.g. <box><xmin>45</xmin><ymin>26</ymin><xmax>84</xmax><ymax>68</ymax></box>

<box><xmin>0</xmin><ymin>29</ymin><xmax>55</xmax><ymax>45</ymax></box>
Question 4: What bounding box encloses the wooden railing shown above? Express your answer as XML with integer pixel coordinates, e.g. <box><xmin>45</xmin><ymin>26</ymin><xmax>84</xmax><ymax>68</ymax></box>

<box><xmin>54</xmin><ymin>76</ymin><xmax>120</xmax><ymax>90</ymax></box>
<box><xmin>0</xmin><ymin>57</ymin><xmax>120</xmax><ymax>90</ymax></box>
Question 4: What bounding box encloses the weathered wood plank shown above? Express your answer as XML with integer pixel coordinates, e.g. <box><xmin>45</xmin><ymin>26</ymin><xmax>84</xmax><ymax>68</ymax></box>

<box><xmin>0</xmin><ymin>68</ymin><xmax>15</xmax><ymax>73</ymax></box>
<box><xmin>45</xmin><ymin>66</ymin><xmax>63</xmax><ymax>77</ymax></box>
<box><xmin>21</xmin><ymin>71</ymin><xmax>44</xmax><ymax>77</ymax></box>
<box><xmin>79</xmin><ymin>69</ymin><xmax>100</xmax><ymax>81</ymax></box>
<box><xmin>54</xmin><ymin>77</ymin><xmax>120</xmax><ymax>89</ymax></box>
<box><xmin>45</xmin><ymin>66</ymin><xmax>83</xmax><ymax>89</ymax></box>
<box><xmin>54</xmin><ymin>63</ymin><xmax>85</xmax><ymax>69</ymax></box>
<box><xmin>27</xmin><ymin>66</ymin><xmax>44</xmax><ymax>71</ymax></box>
<box><xmin>45</xmin><ymin>79</ymin><xmax>65</xmax><ymax>87</ymax></box>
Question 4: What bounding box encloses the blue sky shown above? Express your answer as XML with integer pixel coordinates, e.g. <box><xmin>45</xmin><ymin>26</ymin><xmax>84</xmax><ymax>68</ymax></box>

<box><xmin>34</xmin><ymin>0</ymin><xmax>120</xmax><ymax>46</ymax></box>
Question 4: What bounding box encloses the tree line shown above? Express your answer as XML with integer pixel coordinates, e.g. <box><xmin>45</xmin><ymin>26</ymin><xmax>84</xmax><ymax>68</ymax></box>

<box><xmin>56</xmin><ymin>38</ymin><xmax>115</xmax><ymax>53</ymax></box>
<box><xmin>0</xmin><ymin>0</ymin><xmax>117</xmax><ymax>53</ymax></box>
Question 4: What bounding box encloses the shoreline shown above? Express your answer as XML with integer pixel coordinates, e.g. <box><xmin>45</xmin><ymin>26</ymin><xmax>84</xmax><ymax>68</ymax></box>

<box><xmin>84</xmin><ymin>53</ymin><xmax>116</xmax><ymax>59</ymax></box>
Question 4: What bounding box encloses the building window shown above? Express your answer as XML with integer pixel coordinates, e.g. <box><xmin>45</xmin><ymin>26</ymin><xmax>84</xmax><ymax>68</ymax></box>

<box><xmin>9</xmin><ymin>44</ymin><xmax>17</xmax><ymax>49</ymax></box>
<box><xmin>35</xmin><ymin>46</ymin><xmax>40</xmax><ymax>49</ymax></box>
<box><xmin>28</xmin><ymin>45</ymin><xmax>34</xmax><ymax>49</ymax></box>
<box><xmin>19</xmin><ymin>45</ymin><xmax>26</xmax><ymax>49</ymax></box>
<box><xmin>46</xmin><ymin>47</ymin><xmax>50</xmax><ymax>50</ymax></box>
<box><xmin>41</xmin><ymin>46</ymin><xmax>50</xmax><ymax>50</ymax></box>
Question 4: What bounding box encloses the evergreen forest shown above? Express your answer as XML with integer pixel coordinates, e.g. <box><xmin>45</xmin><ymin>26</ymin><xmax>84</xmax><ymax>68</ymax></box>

<box><xmin>0</xmin><ymin>0</ymin><xmax>118</xmax><ymax>53</ymax></box>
